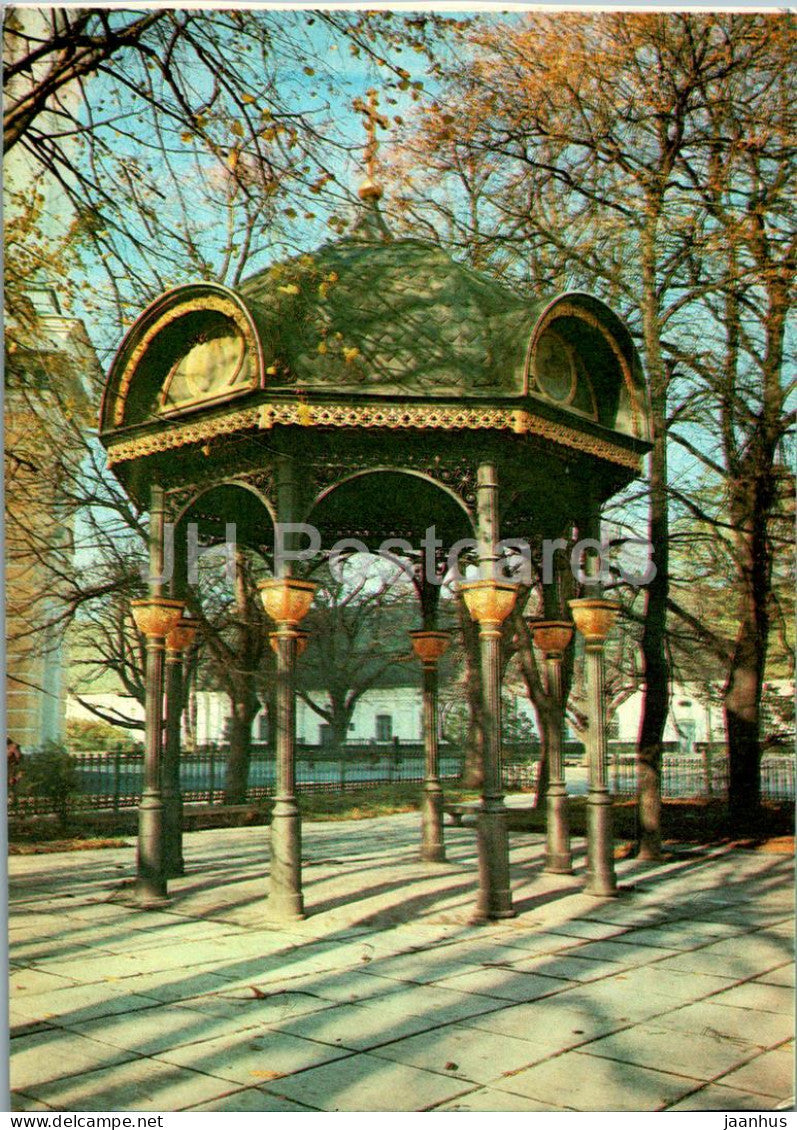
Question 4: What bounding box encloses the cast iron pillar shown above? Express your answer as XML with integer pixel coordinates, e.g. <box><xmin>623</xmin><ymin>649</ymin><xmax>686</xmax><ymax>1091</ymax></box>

<box><xmin>130</xmin><ymin>484</ymin><xmax>183</xmax><ymax>905</ymax></box>
<box><xmin>461</xmin><ymin>461</ymin><xmax>518</xmax><ymax>921</ymax></box>
<box><xmin>259</xmin><ymin>607</ymin><xmax>313</xmax><ymax>921</ymax></box>
<box><xmin>529</xmin><ymin>620</ymin><xmax>574</xmax><ymax>874</ymax></box>
<box><xmin>409</xmin><ymin>630</ymin><xmax>451</xmax><ymax>862</ymax></box>
<box><xmin>569</xmin><ymin>598</ymin><xmax>620</xmax><ymax>896</ymax></box>
<box><xmin>259</xmin><ymin>457</ymin><xmax>316</xmax><ymax>921</ymax></box>
<box><xmin>162</xmin><ymin>616</ymin><xmax>199</xmax><ymax>878</ymax></box>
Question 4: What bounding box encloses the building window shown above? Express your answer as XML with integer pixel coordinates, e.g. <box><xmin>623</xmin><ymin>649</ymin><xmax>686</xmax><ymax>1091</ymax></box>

<box><xmin>257</xmin><ymin>714</ymin><xmax>269</xmax><ymax>742</ymax></box>
<box><xmin>375</xmin><ymin>714</ymin><xmax>393</xmax><ymax>743</ymax></box>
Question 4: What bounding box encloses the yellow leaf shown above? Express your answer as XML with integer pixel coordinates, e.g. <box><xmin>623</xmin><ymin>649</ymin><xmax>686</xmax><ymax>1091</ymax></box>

<box><xmin>231</xmin><ymin>120</ymin><xmax>244</xmax><ymax>137</ymax></box>
<box><xmin>180</xmin><ymin>131</ymin><xmax>193</xmax><ymax>143</ymax></box>
<box><xmin>242</xmin><ymin>93</ymin><xmax>256</xmax><ymax>104</ymax></box>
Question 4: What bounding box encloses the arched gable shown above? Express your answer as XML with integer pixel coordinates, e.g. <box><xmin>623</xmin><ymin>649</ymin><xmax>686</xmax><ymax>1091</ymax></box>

<box><xmin>99</xmin><ymin>283</ymin><xmax>265</xmax><ymax>435</ymax></box>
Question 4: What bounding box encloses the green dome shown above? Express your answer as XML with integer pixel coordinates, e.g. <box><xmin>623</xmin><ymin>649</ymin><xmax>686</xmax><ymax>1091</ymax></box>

<box><xmin>238</xmin><ymin>226</ymin><xmax>539</xmax><ymax>399</ymax></box>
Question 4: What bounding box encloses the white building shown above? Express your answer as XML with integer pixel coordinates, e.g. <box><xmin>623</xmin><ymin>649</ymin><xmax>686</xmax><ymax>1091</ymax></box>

<box><xmin>67</xmin><ymin>681</ymin><xmax>758</xmax><ymax>751</ymax></box>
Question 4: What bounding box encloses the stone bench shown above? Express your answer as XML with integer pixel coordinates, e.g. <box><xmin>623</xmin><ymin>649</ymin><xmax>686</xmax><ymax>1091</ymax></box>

<box><xmin>443</xmin><ymin>802</ymin><xmax>481</xmax><ymax>826</ymax></box>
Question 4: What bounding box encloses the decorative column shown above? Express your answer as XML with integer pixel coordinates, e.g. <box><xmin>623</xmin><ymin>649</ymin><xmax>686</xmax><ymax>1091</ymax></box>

<box><xmin>259</xmin><ymin>578</ymin><xmax>316</xmax><ymax>921</ymax></box>
<box><xmin>130</xmin><ymin>596</ymin><xmax>184</xmax><ymax>904</ymax></box>
<box><xmin>529</xmin><ymin>620</ymin><xmax>574</xmax><ymax>874</ymax></box>
<box><xmin>569</xmin><ymin>598</ymin><xmax>620</xmax><ymax>897</ymax></box>
<box><xmin>409</xmin><ymin>629</ymin><xmax>451</xmax><ymax>862</ymax></box>
<box><xmin>162</xmin><ymin>615</ymin><xmax>200</xmax><ymax>878</ymax></box>
<box><xmin>460</xmin><ymin>578</ymin><xmax>518</xmax><ymax>921</ymax></box>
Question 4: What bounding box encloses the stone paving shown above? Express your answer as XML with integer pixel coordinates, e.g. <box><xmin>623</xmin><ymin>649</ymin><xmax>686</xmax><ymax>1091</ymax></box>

<box><xmin>8</xmin><ymin>810</ymin><xmax>795</xmax><ymax>1112</ymax></box>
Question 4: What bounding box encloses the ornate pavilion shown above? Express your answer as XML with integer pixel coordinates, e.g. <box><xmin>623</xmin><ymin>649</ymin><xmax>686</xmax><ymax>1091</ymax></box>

<box><xmin>98</xmin><ymin>159</ymin><xmax>651</xmax><ymax>922</ymax></box>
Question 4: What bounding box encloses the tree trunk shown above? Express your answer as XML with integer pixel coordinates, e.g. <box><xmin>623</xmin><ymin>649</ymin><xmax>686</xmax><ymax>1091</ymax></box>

<box><xmin>224</xmin><ymin>696</ymin><xmax>258</xmax><ymax>805</ymax></box>
<box><xmin>636</xmin><ymin>241</ymin><xmax>670</xmax><ymax>862</ymax></box>
<box><xmin>329</xmin><ymin>708</ymin><xmax>352</xmax><ymax>755</ymax></box>
<box><xmin>534</xmin><ymin>739</ymin><xmax>550</xmax><ymax>808</ymax></box>
<box><xmin>725</xmin><ymin>473</ymin><xmax>770</xmax><ymax>830</ymax></box>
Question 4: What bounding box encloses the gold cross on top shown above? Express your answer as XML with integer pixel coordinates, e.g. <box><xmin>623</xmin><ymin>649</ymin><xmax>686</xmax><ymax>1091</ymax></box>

<box><xmin>353</xmin><ymin>88</ymin><xmax>389</xmax><ymax>183</ymax></box>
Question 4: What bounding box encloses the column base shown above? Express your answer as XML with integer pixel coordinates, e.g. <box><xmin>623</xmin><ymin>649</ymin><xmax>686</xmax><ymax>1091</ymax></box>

<box><xmin>584</xmin><ymin>789</ymin><xmax>618</xmax><ymax>897</ymax></box>
<box><xmin>420</xmin><ymin>785</ymin><xmax>446</xmax><ymax>863</ymax></box>
<box><xmin>264</xmin><ymin>893</ymin><xmax>306</xmax><ymax>922</ymax></box>
<box><xmin>268</xmin><ymin>797</ymin><xmax>305</xmax><ymax>921</ymax></box>
<box><xmin>137</xmin><ymin>790</ymin><xmax>167</xmax><ymax>902</ymax></box>
<box><xmin>475</xmin><ymin>802</ymin><xmax>515</xmax><ymax>920</ymax></box>
<box><xmin>544</xmin><ymin>786</ymin><xmax>572</xmax><ymax>874</ymax></box>
<box><xmin>131</xmin><ymin>887</ymin><xmax>172</xmax><ymax>909</ymax></box>
<box><xmin>545</xmin><ymin>854</ymin><xmax>574</xmax><ymax>875</ymax></box>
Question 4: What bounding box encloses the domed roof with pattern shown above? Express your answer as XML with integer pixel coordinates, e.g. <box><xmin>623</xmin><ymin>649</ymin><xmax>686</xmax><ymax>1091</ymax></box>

<box><xmin>237</xmin><ymin>218</ymin><xmax>539</xmax><ymax>400</ymax></box>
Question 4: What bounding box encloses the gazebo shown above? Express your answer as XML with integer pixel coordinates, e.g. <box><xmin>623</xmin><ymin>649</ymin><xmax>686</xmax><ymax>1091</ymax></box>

<box><xmin>99</xmin><ymin>172</ymin><xmax>650</xmax><ymax>922</ymax></box>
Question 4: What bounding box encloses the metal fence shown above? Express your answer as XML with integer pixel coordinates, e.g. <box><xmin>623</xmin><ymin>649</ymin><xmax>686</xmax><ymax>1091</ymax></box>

<box><xmin>8</xmin><ymin>743</ymin><xmax>794</xmax><ymax>817</ymax></box>
<box><xmin>9</xmin><ymin>744</ymin><xmax>466</xmax><ymax>816</ymax></box>
<box><xmin>607</xmin><ymin>750</ymin><xmax>794</xmax><ymax>802</ymax></box>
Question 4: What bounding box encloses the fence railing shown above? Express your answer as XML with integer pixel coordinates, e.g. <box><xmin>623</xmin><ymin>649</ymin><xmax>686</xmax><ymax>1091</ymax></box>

<box><xmin>8</xmin><ymin>746</ymin><xmax>466</xmax><ymax>816</ymax></box>
<box><xmin>8</xmin><ymin>744</ymin><xmax>794</xmax><ymax>818</ymax></box>
<box><xmin>606</xmin><ymin>750</ymin><xmax>794</xmax><ymax>801</ymax></box>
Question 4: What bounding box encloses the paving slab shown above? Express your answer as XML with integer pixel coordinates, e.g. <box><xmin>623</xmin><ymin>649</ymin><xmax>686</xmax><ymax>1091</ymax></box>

<box><xmin>584</xmin><ymin>1020</ymin><xmax>762</xmax><ymax>1082</ymax></box>
<box><xmin>560</xmin><ymin>938</ymin><xmax>680</xmax><ymax>966</ymax></box>
<box><xmin>265</xmin><ymin>1050</ymin><xmax>472</xmax><ymax>1111</ymax></box>
<box><xmin>666</xmin><ymin>1084</ymin><xmax>785</xmax><ymax>1112</ymax></box>
<box><xmin>714</xmin><ymin>1044</ymin><xmax>795</xmax><ymax>1101</ymax></box>
<box><xmin>61</xmin><ymin>997</ymin><xmax>325</xmax><ymax>1056</ymax></box>
<box><xmin>617</xmin><ymin>921</ymin><xmax>750</xmax><ymax>948</ymax></box>
<box><xmin>10</xmin><ymin>968</ymin><xmax>78</xmax><ymax>997</ymax></box>
<box><xmin>536</xmin><ymin>919</ymin><xmax>630</xmax><ymax>941</ymax></box>
<box><xmin>260</xmin><ymin>997</ymin><xmax>448</xmax><ymax>1051</ymax></box>
<box><xmin>652</xmin><ymin>998</ymin><xmax>795</xmax><ymax>1048</ymax></box>
<box><xmin>653</xmin><ymin>948</ymin><xmax>788</xmax><ymax>981</ymax></box>
<box><xmin>187</xmin><ymin>1086</ymin><xmax>318</xmax><ymax>1112</ymax></box>
<box><xmin>19</xmin><ymin>1057</ymin><xmax>237</xmax><ymax>1112</ymax></box>
<box><xmin>370</xmin><ymin>1021</ymin><xmax>560</xmax><ymax>1085</ymax></box>
<box><xmin>459</xmin><ymin>1000</ymin><xmax>630</xmax><ymax>1048</ymax></box>
<box><xmin>153</xmin><ymin>1026</ymin><xmax>352</xmax><ymax>1084</ymax></box>
<box><xmin>10</xmin><ymin>1028</ymin><xmax>137</xmax><ymax>1091</ymax></box>
<box><xmin>507</xmin><ymin>952</ymin><xmax>642</xmax><ymax>983</ymax></box>
<box><xmin>92</xmin><ymin>965</ymin><xmax>236</xmax><ymax>1003</ymax></box>
<box><xmin>493</xmin><ymin>1047</ymin><xmax>697</xmax><ymax>1110</ymax></box>
<box><xmin>433</xmin><ymin>1087</ymin><xmax>571</xmax><ymax>1112</ymax></box>
<box><xmin>10</xmin><ymin>981</ymin><xmax>164</xmax><ymax>1027</ymax></box>
<box><xmin>709</xmin><ymin>980</ymin><xmax>795</xmax><ymax>1015</ymax></box>
<box><xmin>432</xmin><ymin>965</ymin><xmax>576</xmax><ymax>1002</ymax></box>
<box><xmin>756</xmin><ymin>965</ymin><xmax>795</xmax><ymax>988</ymax></box>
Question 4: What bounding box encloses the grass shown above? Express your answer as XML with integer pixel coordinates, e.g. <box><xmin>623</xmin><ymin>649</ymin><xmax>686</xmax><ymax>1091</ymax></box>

<box><xmin>298</xmin><ymin>784</ymin><xmax>480</xmax><ymax>822</ymax></box>
<box><xmin>9</xmin><ymin>837</ymin><xmax>130</xmax><ymax>855</ymax></box>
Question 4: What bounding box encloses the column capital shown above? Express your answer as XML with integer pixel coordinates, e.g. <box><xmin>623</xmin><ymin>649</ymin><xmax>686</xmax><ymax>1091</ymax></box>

<box><xmin>165</xmin><ymin>615</ymin><xmax>201</xmax><ymax>656</ymax></box>
<box><xmin>131</xmin><ymin>598</ymin><xmax>184</xmax><ymax>640</ymax></box>
<box><xmin>459</xmin><ymin>580</ymin><xmax>519</xmax><ymax>630</ymax></box>
<box><xmin>527</xmin><ymin>618</ymin><xmax>574</xmax><ymax>658</ymax></box>
<box><xmin>259</xmin><ymin>578</ymin><xmax>317</xmax><ymax>626</ymax></box>
<box><xmin>409</xmin><ymin>629</ymin><xmax>451</xmax><ymax>668</ymax></box>
<box><xmin>568</xmin><ymin>598</ymin><xmax>620</xmax><ymax>644</ymax></box>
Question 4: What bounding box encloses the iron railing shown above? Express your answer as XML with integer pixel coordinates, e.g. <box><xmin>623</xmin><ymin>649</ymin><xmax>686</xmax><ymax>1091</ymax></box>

<box><xmin>8</xmin><ymin>743</ymin><xmax>794</xmax><ymax>817</ymax></box>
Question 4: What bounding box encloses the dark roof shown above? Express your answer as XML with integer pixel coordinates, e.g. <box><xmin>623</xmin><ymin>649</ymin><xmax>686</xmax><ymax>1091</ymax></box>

<box><xmin>238</xmin><ymin>220</ymin><xmax>540</xmax><ymax>400</ymax></box>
